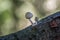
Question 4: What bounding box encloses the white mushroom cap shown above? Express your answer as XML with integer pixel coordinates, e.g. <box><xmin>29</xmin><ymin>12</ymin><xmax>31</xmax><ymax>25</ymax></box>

<box><xmin>25</xmin><ymin>12</ymin><xmax>33</xmax><ymax>19</ymax></box>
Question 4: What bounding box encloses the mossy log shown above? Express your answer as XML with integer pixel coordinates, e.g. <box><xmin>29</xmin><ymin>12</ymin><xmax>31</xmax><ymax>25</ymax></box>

<box><xmin>0</xmin><ymin>11</ymin><xmax>60</xmax><ymax>40</ymax></box>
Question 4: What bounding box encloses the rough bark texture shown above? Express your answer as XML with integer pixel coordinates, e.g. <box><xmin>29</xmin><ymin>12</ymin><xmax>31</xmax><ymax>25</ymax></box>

<box><xmin>0</xmin><ymin>11</ymin><xmax>60</xmax><ymax>40</ymax></box>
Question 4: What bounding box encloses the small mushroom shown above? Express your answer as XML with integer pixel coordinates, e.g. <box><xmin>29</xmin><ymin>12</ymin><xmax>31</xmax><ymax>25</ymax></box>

<box><xmin>25</xmin><ymin>12</ymin><xmax>33</xmax><ymax>24</ymax></box>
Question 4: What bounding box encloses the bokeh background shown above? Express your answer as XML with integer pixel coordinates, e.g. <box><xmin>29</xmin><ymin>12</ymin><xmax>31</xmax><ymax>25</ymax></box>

<box><xmin>0</xmin><ymin>0</ymin><xmax>60</xmax><ymax>36</ymax></box>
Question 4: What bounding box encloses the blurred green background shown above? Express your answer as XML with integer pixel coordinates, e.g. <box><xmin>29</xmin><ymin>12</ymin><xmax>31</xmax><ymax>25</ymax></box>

<box><xmin>0</xmin><ymin>0</ymin><xmax>60</xmax><ymax>36</ymax></box>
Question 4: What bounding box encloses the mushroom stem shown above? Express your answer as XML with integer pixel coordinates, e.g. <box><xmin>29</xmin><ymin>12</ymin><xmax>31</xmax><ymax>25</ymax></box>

<box><xmin>29</xmin><ymin>19</ymin><xmax>33</xmax><ymax>24</ymax></box>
